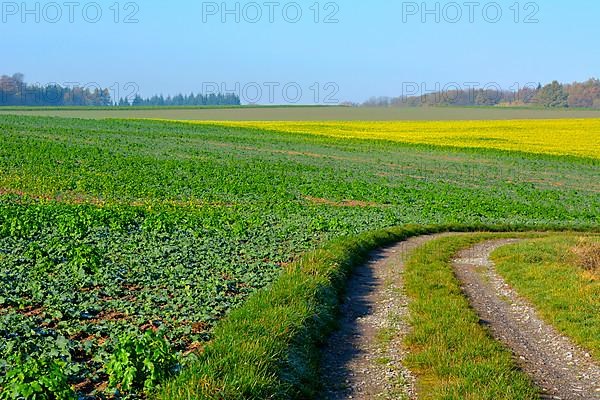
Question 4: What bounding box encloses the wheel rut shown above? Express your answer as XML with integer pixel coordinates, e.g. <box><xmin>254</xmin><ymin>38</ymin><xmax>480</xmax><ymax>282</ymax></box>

<box><xmin>318</xmin><ymin>234</ymin><xmax>449</xmax><ymax>400</ymax></box>
<box><xmin>453</xmin><ymin>239</ymin><xmax>600</xmax><ymax>400</ymax></box>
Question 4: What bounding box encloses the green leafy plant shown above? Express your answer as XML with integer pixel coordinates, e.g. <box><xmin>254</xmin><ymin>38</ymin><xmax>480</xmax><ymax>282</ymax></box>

<box><xmin>0</xmin><ymin>355</ymin><xmax>75</xmax><ymax>400</ymax></box>
<box><xmin>70</xmin><ymin>244</ymin><xmax>103</xmax><ymax>275</ymax></box>
<box><xmin>106</xmin><ymin>330</ymin><xmax>177</xmax><ymax>395</ymax></box>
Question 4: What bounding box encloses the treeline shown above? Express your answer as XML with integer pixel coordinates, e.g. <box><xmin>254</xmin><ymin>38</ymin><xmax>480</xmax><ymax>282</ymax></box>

<box><xmin>0</xmin><ymin>73</ymin><xmax>240</xmax><ymax>107</ymax></box>
<box><xmin>124</xmin><ymin>93</ymin><xmax>240</xmax><ymax>107</ymax></box>
<box><xmin>0</xmin><ymin>74</ymin><xmax>112</xmax><ymax>106</ymax></box>
<box><xmin>363</xmin><ymin>78</ymin><xmax>600</xmax><ymax>108</ymax></box>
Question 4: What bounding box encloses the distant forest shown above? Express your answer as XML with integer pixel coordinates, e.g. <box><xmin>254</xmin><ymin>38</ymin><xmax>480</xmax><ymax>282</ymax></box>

<box><xmin>4</xmin><ymin>73</ymin><xmax>600</xmax><ymax>109</ymax></box>
<box><xmin>363</xmin><ymin>79</ymin><xmax>600</xmax><ymax>109</ymax></box>
<box><xmin>0</xmin><ymin>73</ymin><xmax>240</xmax><ymax>107</ymax></box>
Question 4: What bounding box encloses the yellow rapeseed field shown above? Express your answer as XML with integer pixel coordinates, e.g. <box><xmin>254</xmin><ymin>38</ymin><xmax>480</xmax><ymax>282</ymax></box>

<box><xmin>183</xmin><ymin>119</ymin><xmax>600</xmax><ymax>160</ymax></box>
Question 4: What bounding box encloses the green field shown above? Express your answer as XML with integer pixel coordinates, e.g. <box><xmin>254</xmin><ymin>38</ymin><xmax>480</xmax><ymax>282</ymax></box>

<box><xmin>3</xmin><ymin>105</ymin><xmax>600</xmax><ymax>121</ymax></box>
<box><xmin>0</xmin><ymin>115</ymin><xmax>599</xmax><ymax>398</ymax></box>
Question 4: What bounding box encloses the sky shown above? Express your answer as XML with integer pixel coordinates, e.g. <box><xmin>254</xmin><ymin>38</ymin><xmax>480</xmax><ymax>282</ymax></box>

<box><xmin>2</xmin><ymin>0</ymin><xmax>599</xmax><ymax>104</ymax></box>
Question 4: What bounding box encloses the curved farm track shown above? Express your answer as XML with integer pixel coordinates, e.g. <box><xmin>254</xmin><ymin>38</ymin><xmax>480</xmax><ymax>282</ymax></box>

<box><xmin>319</xmin><ymin>234</ymin><xmax>600</xmax><ymax>400</ymax></box>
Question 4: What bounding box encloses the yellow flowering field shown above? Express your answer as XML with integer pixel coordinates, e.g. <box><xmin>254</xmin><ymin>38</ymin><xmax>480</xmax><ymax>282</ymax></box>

<box><xmin>184</xmin><ymin>119</ymin><xmax>600</xmax><ymax>159</ymax></box>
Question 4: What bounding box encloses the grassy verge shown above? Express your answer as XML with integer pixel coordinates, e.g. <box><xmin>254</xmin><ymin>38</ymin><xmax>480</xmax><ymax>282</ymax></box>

<box><xmin>155</xmin><ymin>226</ymin><xmax>592</xmax><ymax>399</ymax></box>
<box><xmin>404</xmin><ymin>233</ymin><xmax>540</xmax><ymax>399</ymax></box>
<box><xmin>492</xmin><ymin>235</ymin><xmax>600</xmax><ymax>360</ymax></box>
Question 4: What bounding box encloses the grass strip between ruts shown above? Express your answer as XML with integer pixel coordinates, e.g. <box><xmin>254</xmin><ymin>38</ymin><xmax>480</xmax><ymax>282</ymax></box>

<box><xmin>404</xmin><ymin>233</ymin><xmax>542</xmax><ymax>399</ymax></box>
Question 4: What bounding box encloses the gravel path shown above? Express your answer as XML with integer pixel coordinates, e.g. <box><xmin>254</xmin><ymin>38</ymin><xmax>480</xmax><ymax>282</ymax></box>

<box><xmin>453</xmin><ymin>239</ymin><xmax>600</xmax><ymax>400</ymax></box>
<box><xmin>318</xmin><ymin>234</ymin><xmax>447</xmax><ymax>400</ymax></box>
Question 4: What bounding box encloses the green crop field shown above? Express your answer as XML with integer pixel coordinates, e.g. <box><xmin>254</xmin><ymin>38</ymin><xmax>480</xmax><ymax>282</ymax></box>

<box><xmin>0</xmin><ymin>115</ymin><xmax>599</xmax><ymax>399</ymax></box>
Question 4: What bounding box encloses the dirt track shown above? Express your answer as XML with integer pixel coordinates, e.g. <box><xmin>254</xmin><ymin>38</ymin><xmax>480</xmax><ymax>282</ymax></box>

<box><xmin>319</xmin><ymin>235</ymin><xmax>600</xmax><ymax>400</ymax></box>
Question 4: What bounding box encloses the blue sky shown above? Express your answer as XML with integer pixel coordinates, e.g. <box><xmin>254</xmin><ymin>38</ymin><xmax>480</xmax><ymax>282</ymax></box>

<box><xmin>2</xmin><ymin>0</ymin><xmax>599</xmax><ymax>104</ymax></box>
